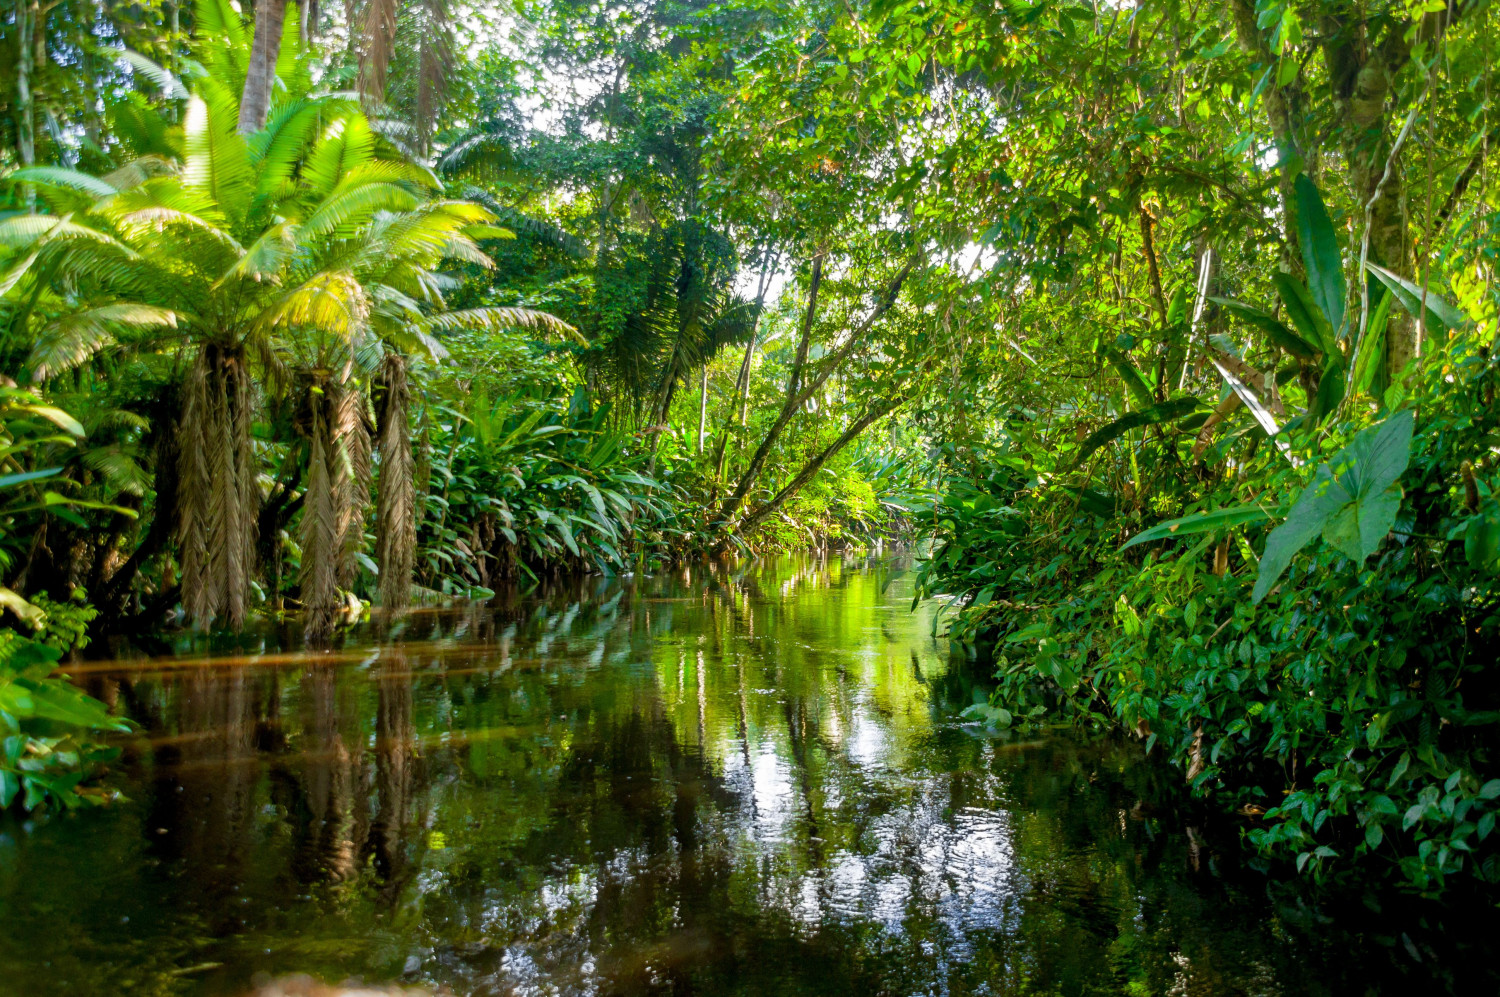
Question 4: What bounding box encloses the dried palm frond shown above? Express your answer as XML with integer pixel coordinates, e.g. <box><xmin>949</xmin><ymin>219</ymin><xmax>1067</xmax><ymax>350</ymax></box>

<box><xmin>331</xmin><ymin>375</ymin><xmax>371</xmax><ymax>589</ymax></box>
<box><xmin>301</xmin><ymin>389</ymin><xmax>341</xmax><ymax>643</ymax></box>
<box><xmin>375</xmin><ymin>353</ymin><xmax>415</xmax><ymax>610</ymax></box>
<box><xmin>358</xmin><ymin>0</ymin><xmax>400</xmax><ymax>106</ymax></box>
<box><xmin>178</xmin><ymin>343</ymin><xmax>258</xmax><ymax>630</ymax></box>
<box><xmin>414</xmin><ymin>0</ymin><xmax>454</xmax><ymax>157</ymax></box>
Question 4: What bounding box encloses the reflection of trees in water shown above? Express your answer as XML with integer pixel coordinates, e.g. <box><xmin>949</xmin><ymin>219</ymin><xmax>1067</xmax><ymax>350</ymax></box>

<box><xmin>37</xmin><ymin>554</ymin><xmax>1435</xmax><ymax>996</ymax></box>
<box><xmin>141</xmin><ymin>667</ymin><xmax>260</xmax><ymax>934</ymax></box>
<box><xmin>367</xmin><ymin>648</ymin><xmax>420</xmax><ymax>900</ymax></box>
<box><xmin>302</xmin><ymin>665</ymin><xmax>361</xmax><ymax>882</ymax></box>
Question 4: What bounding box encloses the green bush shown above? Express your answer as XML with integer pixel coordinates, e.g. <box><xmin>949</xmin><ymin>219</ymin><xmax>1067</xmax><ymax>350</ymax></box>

<box><xmin>915</xmin><ymin>338</ymin><xmax>1500</xmax><ymax>893</ymax></box>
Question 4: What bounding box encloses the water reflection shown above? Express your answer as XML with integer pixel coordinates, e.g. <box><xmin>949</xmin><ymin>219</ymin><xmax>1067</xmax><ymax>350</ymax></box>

<box><xmin>0</xmin><ymin>555</ymin><xmax>1493</xmax><ymax>995</ymax></box>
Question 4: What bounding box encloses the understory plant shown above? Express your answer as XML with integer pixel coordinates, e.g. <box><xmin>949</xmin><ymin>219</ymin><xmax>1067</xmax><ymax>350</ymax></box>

<box><xmin>915</xmin><ymin>333</ymin><xmax>1500</xmax><ymax>892</ymax></box>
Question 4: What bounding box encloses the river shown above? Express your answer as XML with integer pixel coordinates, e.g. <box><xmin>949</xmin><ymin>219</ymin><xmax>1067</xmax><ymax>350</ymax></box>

<box><xmin>0</xmin><ymin>555</ymin><xmax>1490</xmax><ymax>994</ymax></box>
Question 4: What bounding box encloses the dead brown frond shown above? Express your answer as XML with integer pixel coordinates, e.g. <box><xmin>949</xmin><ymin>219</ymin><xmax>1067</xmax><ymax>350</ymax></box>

<box><xmin>414</xmin><ymin>0</ymin><xmax>454</xmax><ymax>156</ymax></box>
<box><xmin>375</xmin><ymin>353</ymin><xmax>416</xmax><ymax>610</ymax></box>
<box><xmin>300</xmin><ymin>382</ymin><xmax>342</xmax><ymax>644</ymax></box>
<box><xmin>178</xmin><ymin>343</ymin><xmax>258</xmax><ymax>631</ymax></box>
<box><xmin>358</xmin><ymin>0</ymin><xmax>400</xmax><ymax>106</ymax></box>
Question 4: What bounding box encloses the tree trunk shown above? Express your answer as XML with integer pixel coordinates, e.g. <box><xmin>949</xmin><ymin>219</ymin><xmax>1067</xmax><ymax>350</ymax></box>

<box><xmin>711</xmin><ymin>332</ymin><xmax>754</xmax><ymax>488</ymax></box>
<box><xmin>1229</xmin><ymin>0</ymin><xmax>1316</xmax><ymax>274</ymax></box>
<box><xmin>178</xmin><ymin>343</ymin><xmax>258</xmax><ymax>631</ymax></box>
<box><xmin>720</xmin><ymin>256</ymin><xmax>913</xmax><ymax>524</ymax></box>
<box><xmin>238</xmin><ymin>0</ymin><xmax>289</xmax><ymax>133</ymax></box>
<box><xmin>697</xmin><ymin>365</ymin><xmax>708</xmax><ymax>454</ymax></box>
<box><xmin>16</xmin><ymin>0</ymin><xmax>37</xmax><ymax>209</ymax></box>
<box><xmin>731</xmin><ymin>397</ymin><xmax>901</xmax><ymax>541</ymax></box>
<box><xmin>719</xmin><ymin>257</ymin><xmax>823</xmax><ymax>520</ymax></box>
<box><xmin>376</xmin><ymin>355</ymin><xmax>416</xmax><ymax>611</ymax></box>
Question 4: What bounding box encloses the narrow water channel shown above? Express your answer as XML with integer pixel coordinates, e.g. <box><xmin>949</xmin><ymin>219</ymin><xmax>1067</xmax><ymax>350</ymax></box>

<box><xmin>0</xmin><ymin>555</ymin><xmax>1487</xmax><ymax>995</ymax></box>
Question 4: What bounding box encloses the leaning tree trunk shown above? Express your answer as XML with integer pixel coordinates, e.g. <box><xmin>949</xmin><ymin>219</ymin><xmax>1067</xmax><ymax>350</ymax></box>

<box><xmin>238</xmin><ymin>0</ymin><xmax>290</xmax><ymax>133</ymax></box>
<box><xmin>178</xmin><ymin>343</ymin><xmax>258</xmax><ymax>630</ymax></box>
<box><xmin>375</xmin><ymin>355</ymin><xmax>416</xmax><ymax>611</ymax></box>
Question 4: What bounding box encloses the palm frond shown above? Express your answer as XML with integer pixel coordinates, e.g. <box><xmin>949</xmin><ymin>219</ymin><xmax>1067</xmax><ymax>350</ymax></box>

<box><xmin>29</xmin><ymin>304</ymin><xmax>178</xmax><ymax>380</ymax></box>
<box><xmin>302</xmin><ymin>114</ymin><xmax>377</xmax><ymax>199</ymax></box>
<box><xmin>424</xmin><ymin>306</ymin><xmax>583</xmax><ymax>344</ymax></box>
<box><xmin>181</xmin><ymin>91</ymin><xmax>255</xmax><ymax>227</ymax></box>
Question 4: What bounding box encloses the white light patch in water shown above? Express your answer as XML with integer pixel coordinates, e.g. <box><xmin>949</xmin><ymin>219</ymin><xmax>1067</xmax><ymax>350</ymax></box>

<box><xmin>845</xmin><ymin>705</ymin><xmax>889</xmax><ymax>769</ymax></box>
<box><xmin>750</xmin><ymin>746</ymin><xmax>796</xmax><ymax>841</ymax></box>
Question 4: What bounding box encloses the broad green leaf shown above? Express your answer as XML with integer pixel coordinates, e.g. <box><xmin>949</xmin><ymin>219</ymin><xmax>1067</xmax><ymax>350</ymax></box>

<box><xmin>1211</xmin><ymin>296</ymin><xmax>1319</xmax><ymax>360</ymax></box>
<box><xmin>1273</xmin><ymin>272</ymin><xmax>1338</xmax><ymax>356</ymax></box>
<box><xmin>1308</xmin><ymin>363</ymin><xmax>1345</xmax><ymax>424</ymax></box>
<box><xmin>1365</xmin><ymin>263</ymin><xmax>1472</xmax><ymax>333</ymax></box>
<box><xmin>1070</xmin><ymin>397</ymin><xmax>1201</xmax><ymax>468</ymax></box>
<box><xmin>15</xmin><ymin>678</ymin><xmax>129</xmax><ymax>730</ymax></box>
<box><xmin>1252</xmin><ymin>410</ymin><xmax>1414</xmax><ymax>602</ymax></box>
<box><xmin>0</xmin><ymin>467</ymin><xmax>64</xmax><ymax>489</ymax></box>
<box><xmin>1253</xmin><ymin>464</ymin><xmax>1352</xmax><ymax>603</ymax></box>
<box><xmin>1352</xmin><ymin>287</ymin><xmax>1393</xmax><ymax>399</ymax></box>
<box><xmin>1106</xmin><ymin>348</ymin><xmax>1156</xmax><ymax>408</ymax></box>
<box><xmin>15</xmin><ymin>405</ymin><xmax>85</xmax><ymax>437</ymax></box>
<box><xmin>1121</xmin><ymin>503</ymin><xmax>1278</xmax><ymax>550</ymax></box>
<box><xmin>1294</xmin><ymin>174</ymin><xmax>1346</xmax><ymax>336</ymax></box>
<box><xmin>1323</xmin><ymin>485</ymin><xmax>1401</xmax><ymax>562</ymax></box>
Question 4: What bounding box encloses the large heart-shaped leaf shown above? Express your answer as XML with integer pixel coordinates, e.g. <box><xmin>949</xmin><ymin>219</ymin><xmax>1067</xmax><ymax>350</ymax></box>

<box><xmin>1252</xmin><ymin>410</ymin><xmax>1414</xmax><ymax>602</ymax></box>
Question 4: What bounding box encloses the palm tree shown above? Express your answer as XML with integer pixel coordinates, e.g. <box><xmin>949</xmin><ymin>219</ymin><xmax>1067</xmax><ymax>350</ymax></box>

<box><xmin>11</xmin><ymin>85</ymin><xmax>573</xmax><ymax>637</ymax></box>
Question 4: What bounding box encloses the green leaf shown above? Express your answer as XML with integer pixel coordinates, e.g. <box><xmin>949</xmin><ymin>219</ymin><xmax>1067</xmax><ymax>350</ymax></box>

<box><xmin>0</xmin><ymin>467</ymin><xmax>64</xmax><ymax>489</ymax></box>
<box><xmin>1121</xmin><ymin>503</ymin><xmax>1279</xmax><ymax>551</ymax></box>
<box><xmin>1106</xmin><ymin>348</ymin><xmax>1156</xmax><ymax>408</ymax></box>
<box><xmin>1253</xmin><ymin>464</ymin><xmax>1347</xmax><ymax>602</ymax></box>
<box><xmin>1273</xmin><ymin>272</ymin><xmax>1338</xmax><ymax>356</ymax></box>
<box><xmin>9</xmin><ymin>166</ymin><xmax>119</xmax><ymax>199</ymax></box>
<box><xmin>1480</xmin><ymin>779</ymin><xmax>1500</xmax><ymax>800</ymax></box>
<box><xmin>1365</xmin><ymin>263</ymin><xmax>1472</xmax><ymax>333</ymax></box>
<box><xmin>1211</xmin><ymin>297</ymin><xmax>1320</xmax><ymax>361</ymax></box>
<box><xmin>1352</xmin><ymin>287</ymin><xmax>1393</xmax><ymax>399</ymax></box>
<box><xmin>1308</xmin><ymin>363</ymin><xmax>1345</xmax><ymax>424</ymax></box>
<box><xmin>1252</xmin><ymin>410</ymin><xmax>1414</xmax><ymax>602</ymax></box>
<box><xmin>1294</xmin><ymin>174</ymin><xmax>1347</xmax><ymax>337</ymax></box>
<box><xmin>1322</xmin><ymin>484</ymin><xmax>1401</xmax><ymax>562</ymax></box>
<box><xmin>1070</xmin><ymin>397</ymin><xmax>1201</xmax><ymax>468</ymax></box>
<box><xmin>14</xmin><ymin>405</ymin><xmax>85</xmax><ymax>437</ymax></box>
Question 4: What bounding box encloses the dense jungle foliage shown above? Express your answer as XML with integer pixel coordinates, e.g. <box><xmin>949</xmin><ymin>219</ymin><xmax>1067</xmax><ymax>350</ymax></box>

<box><xmin>2</xmin><ymin>0</ymin><xmax>1499</xmax><ymax>897</ymax></box>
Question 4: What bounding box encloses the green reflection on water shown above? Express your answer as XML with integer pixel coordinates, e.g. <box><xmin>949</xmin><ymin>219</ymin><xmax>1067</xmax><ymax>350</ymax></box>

<box><xmin>0</xmin><ymin>556</ymin><xmax>1467</xmax><ymax>995</ymax></box>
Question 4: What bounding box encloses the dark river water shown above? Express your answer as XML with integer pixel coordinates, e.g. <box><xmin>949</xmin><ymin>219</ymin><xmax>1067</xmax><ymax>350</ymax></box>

<box><xmin>0</xmin><ymin>555</ymin><xmax>1493</xmax><ymax>995</ymax></box>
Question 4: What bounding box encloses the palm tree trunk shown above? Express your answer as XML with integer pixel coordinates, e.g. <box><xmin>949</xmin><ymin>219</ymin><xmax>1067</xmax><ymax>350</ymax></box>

<box><xmin>301</xmin><ymin>389</ymin><xmax>341</xmax><ymax>643</ymax></box>
<box><xmin>375</xmin><ymin>355</ymin><xmax>416</xmax><ymax>611</ymax></box>
<box><xmin>238</xmin><ymin>0</ymin><xmax>289</xmax><ymax>133</ymax></box>
<box><xmin>178</xmin><ymin>343</ymin><xmax>258</xmax><ymax>630</ymax></box>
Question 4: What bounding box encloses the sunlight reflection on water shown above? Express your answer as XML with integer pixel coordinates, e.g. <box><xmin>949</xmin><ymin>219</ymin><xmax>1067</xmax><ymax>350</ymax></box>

<box><xmin>0</xmin><ymin>553</ymin><xmax>1468</xmax><ymax>995</ymax></box>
